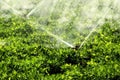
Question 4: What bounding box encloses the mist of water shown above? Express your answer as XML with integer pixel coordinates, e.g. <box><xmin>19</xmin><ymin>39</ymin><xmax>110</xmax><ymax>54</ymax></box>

<box><xmin>26</xmin><ymin>0</ymin><xmax>58</xmax><ymax>18</ymax></box>
<box><xmin>0</xmin><ymin>0</ymin><xmax>120</xmax><ymax>48</ymax></box>
<box><xmin>27</xmin><ymin>0</ymin><xmax>120</xmax><ymax>48</ymax></box>
<box><xmin>40</xmin><ymin>27</ymin><xmax>74</xmax><ymax>48</ymax></box>
<box><xmin>79</xmin><ymin>0</ymin><xmax>120</xmax><ymax>49</ymax></box>
<box><xmin>79</xmin><ymin>8</ymin><xmax>111</xmax><ymax>49</ymax></box>
<box><xmin>0</xmin><ymin>0</ymin><xmax>39</xmax><ymax>16</ymax></box>
<box><xmin>26</xmin><ymin>0</ymin><xmax>76</xmax><ymax>48</ymax></box>
<box><xmin>0</xmin><ymin>0</ymin><xmax>21</xmax><ymax>15</ymax></box>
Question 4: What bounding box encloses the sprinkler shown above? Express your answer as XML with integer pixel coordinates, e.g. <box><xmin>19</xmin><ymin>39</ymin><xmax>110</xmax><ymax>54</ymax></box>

<box><xmin>72</xmin><ymin>44</ymin><xmax>80</xmax><ymax>50</ymax></box>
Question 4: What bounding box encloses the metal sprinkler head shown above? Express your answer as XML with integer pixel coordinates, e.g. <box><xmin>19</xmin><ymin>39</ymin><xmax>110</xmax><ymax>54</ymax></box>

<box><xmin>72</xmin><ymin>44</ymin><xmax>80</xmax><ymax>50</ymax></box>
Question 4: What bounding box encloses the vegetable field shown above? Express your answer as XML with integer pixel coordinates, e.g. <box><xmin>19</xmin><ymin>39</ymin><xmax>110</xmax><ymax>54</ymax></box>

<box><xmin>0</xmin><ymin>15</ymin><xmax>120</xmax><ymax>80</ymax></box>
<box><xmin>0</xmin><ymin>0</ymin><xmax>120</xmax><ymax>80</ymax></box>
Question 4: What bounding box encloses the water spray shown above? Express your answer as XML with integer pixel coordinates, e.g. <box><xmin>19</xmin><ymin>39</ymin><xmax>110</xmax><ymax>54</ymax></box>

<box><xmin>1</xmin><ymin>0</ymin><xmax>21</xmax><ymax>15</ymax></box>
<box><xmin>40</xmin><ymin>27</ymin><xmax>74</xmax><ymax>48</ymax></box>
<box><xmin>26</xmin><ymin>0</ymin><xmax>74</xmax><ymax>48</ymax></box>
<box><xmin>0</xmin><ymin>0</ymin><xmax>119</xmax><ymax>49</ymax></box>
<box><xmin>26</xmin><ymin>0</ymin><xmax>58</xmax><ymax>18</ymax></box>
<box><xmin>76</xmin><ymin>4</ymin><xmax>115</xmax><ymax>50</ymax></box>
<box><xmin>26</xmin><ymin>0</ymin><xmax>44</xmax><ymax>18</ymax></box>
<box><xmin>2</xmin><ymin>0</ymin><xmax>116</xmax><ymax>49</ymax></box>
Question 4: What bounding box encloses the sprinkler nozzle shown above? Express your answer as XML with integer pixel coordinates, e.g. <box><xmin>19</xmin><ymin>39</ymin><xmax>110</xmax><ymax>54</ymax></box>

<box><xmin>72</xmin><ymin>45</ymin><xmax>80</xmax><ymax>50</ymax></box>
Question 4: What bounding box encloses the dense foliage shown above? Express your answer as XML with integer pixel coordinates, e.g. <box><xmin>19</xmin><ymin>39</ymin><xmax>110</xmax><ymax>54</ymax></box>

<box><xmin>0</xmin><ymin>16</ymin><xmax>120</xmax><ymax>80</ymax></box>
